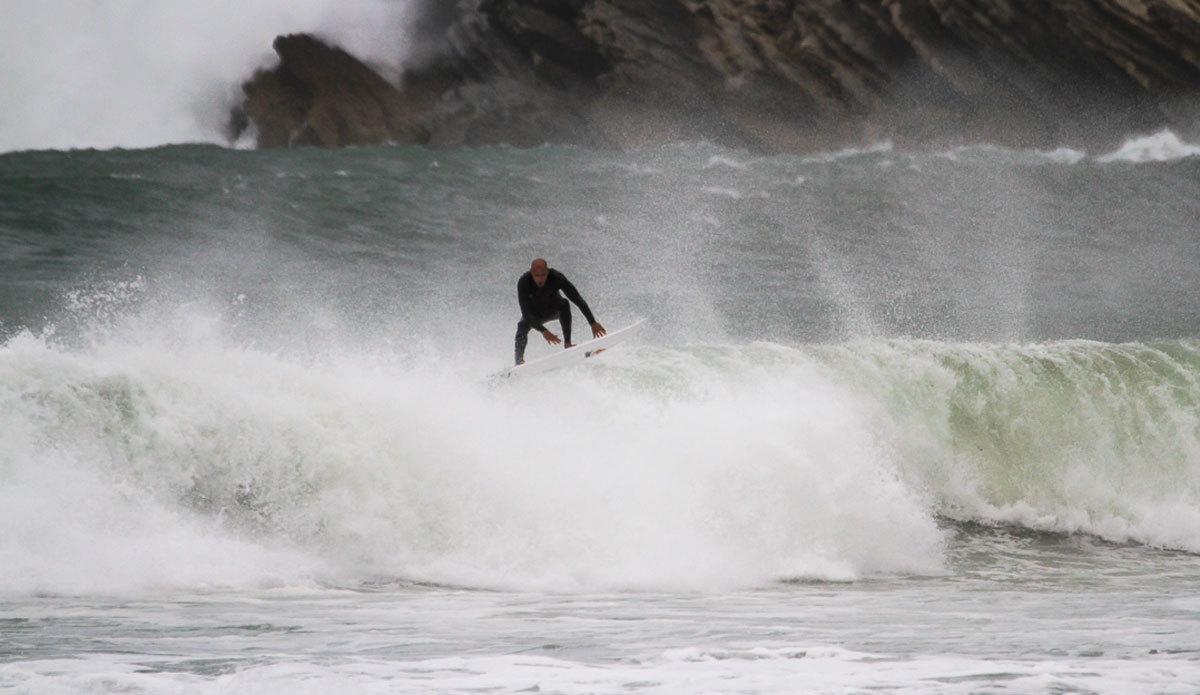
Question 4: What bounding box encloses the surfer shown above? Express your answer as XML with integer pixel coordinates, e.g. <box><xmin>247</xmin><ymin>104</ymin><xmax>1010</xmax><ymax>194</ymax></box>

<box><xmin>515</xmin><ymin>258</ymin><xmax>606</xmax><ymax>365</ymax></box>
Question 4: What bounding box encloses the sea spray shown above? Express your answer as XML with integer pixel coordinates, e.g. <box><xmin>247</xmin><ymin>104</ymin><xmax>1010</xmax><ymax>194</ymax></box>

<box><xmin>0</xmin><ymin>331</ymin><xmax>328</xmax><ymax>595</ymax></box>
<box><xmin>6</xmin><ymin>310</ymin><xmax>1200</xmax><ymax>595</ymax></box>
<box><xmin>0</xmin><ymin>319</ymin><xmax>948</xmax><ymax>594</ymax></box>
<box><xmin>0</xmin><ymin>0</ymin><xmax>421</xmax><ymax>152</ymax></box>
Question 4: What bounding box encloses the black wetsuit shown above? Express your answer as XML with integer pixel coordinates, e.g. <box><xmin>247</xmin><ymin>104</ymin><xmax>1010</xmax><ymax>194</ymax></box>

<box><xmin>514</xmin><ymin>268</ymin><xmax>597</xmax><ymax>364</ymax></box>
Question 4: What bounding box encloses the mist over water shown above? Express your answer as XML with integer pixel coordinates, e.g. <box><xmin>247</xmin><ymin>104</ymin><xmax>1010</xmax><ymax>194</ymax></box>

<box><xmin>0</xmin><ymin>0</ymin><xmax>420</xmax><ymax>152</ymax></box>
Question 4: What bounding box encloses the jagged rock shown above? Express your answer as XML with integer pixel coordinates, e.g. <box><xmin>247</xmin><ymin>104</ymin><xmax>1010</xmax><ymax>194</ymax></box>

<box><xmin>241</xmin><ymin>34</ymin><xmax>430</xmax><ymax>147</ymax></box>
<box><xmin>234</xmin><ymin>1</ymin><xmax>1200</xmax><ymax>152</ymax></box>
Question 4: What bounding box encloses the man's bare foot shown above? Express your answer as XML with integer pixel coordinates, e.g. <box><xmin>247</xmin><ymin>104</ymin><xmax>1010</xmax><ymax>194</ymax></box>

<box><xmin>564</xmin><ymin>343</ymin><xmax>575</xmax><ymax>349</ymax></box>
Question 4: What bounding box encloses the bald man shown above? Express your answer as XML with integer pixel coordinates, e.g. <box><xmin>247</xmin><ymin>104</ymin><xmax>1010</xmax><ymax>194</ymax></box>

<box><xmin>514</xmin><ymin>258</ymin><xmax>606</xmax><ymax>365</ymax></box>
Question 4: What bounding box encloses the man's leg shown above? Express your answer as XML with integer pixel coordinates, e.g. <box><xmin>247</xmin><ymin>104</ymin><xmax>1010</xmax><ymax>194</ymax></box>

<box><xmin>514</xmin><ymin>319</ymin><xmax>533</xmax><ymax>365</ymax></box>
<box><xmin>558</xmin><ymin>298</ymin><xmax>573</xmax><ymax>347</ymax></box>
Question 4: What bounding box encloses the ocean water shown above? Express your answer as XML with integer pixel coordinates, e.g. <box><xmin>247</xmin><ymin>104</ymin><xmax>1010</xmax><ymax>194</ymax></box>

<box><xmin>2</xmin><ymin>133</ymin><xmax>1200</xmax><ymax>693</ymax></box>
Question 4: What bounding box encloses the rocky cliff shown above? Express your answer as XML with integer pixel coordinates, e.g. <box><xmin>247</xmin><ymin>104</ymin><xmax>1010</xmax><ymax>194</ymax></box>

<box><xmin>235</xmin><ymin>0</ymin><xmax>1200</xmax><ymax>152</ymax></box>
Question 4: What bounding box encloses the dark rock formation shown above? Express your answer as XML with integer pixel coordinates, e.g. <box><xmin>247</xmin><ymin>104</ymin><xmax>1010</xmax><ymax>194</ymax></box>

<box><xmin>235</xmin><ymin>0</ymin><xmax>1200</xmax><ymax>152</ymax></box>
<box><xmin>240</xmin><ymin>33</ymin><xmax>436</xmax><ymax>147</ymax></box>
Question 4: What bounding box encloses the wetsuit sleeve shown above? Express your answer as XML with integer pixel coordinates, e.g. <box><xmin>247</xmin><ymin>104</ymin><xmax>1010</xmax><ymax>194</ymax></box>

<box><xmin>517</xmin><ymin>274</ymin><xmax>548</xmax><ymax>332</ymax></box>
<box><xmin>555</xmin><ymin>272</ymin><xmax>597</xmax><ymax>324</ymax></box>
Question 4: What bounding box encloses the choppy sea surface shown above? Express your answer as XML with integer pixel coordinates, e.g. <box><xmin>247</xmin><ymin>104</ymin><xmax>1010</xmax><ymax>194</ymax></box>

<box><xmin>2</xmin><ymin>134</ymin><xmax>1200</xmax><ymax>693</ymax></box>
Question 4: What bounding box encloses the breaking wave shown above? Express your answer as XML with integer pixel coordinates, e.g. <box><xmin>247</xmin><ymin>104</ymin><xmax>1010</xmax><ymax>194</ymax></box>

<box><xmin>2</xmin><ymin>313</ymin><xmax>1197</xmax><ymax>595</ymax></box>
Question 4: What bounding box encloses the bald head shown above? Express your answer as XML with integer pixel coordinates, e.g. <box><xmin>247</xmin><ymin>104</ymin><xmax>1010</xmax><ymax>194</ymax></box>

<box><xmin>530</xmin><ymin>258</ymin><xmax>549</xmax><ymax>287</ymax></box>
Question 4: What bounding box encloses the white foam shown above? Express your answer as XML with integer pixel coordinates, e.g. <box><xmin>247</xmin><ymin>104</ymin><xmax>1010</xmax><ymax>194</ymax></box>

<box><xmin>7</xmin><ymin>646</ymin><xmax>1199</xmax><ymax>695</ymax></box>
<box><xmin>8</xmin><ymin>299</ymin><xmax>1199</xmax><ymax>595</ymax></box>
<box><xmin>801</xmin><ymin>141</ymin><xmax>893</xmax><ymax>163</ymax></box>
<box><xmin>1039</xmin><ymin>147</ymin><xmax>1087</xmax><ymax>164</ymax></box>
<box><xmin>0</xmin><ymin>333</ymin><xmax>327</xmax><ymax>595</ymax></box>
<box><xmin>0</xmin><ymin>318</ymin><xmax>946</xmax><ymax>595</ymax></box>
<box><xmin>1098</xmin><ymin>129</ymin><xmax>1200</xmax><ymax>163</ymax></box>
<box><xmin>704</xmin><ymin>155</ymin><xmax>749</xmax><ymax>170</ymax></box>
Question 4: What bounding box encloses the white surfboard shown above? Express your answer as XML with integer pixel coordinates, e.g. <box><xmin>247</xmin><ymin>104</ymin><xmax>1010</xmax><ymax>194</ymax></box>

<box><xmin>498</xmin><ymin>318</ymin><xmax>647</xmax><ymax>378</ymax></box>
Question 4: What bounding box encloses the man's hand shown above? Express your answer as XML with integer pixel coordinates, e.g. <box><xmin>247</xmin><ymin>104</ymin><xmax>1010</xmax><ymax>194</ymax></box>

<box><xmin>541</xmin><ymin>329</ymin><xmax>561</xmax><ymax>345</ymax></box>
<box><xmin>591</xmin><ymin>322</ymin><xmax>607</xmax><ymax>339</ymax></box>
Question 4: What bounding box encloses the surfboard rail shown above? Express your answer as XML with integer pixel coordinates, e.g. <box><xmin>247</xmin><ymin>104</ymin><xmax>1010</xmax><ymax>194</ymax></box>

<box><xmin>497</xmin><ymin>318</ymin><xmax>647</xmax><ymax>378</ymax></box>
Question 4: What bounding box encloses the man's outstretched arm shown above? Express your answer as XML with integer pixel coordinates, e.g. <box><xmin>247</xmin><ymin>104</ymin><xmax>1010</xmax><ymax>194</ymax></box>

<box><xmin>557</xmin><ymin>274</ymin><xmax>605</xmax><ymax>338</ymax></box>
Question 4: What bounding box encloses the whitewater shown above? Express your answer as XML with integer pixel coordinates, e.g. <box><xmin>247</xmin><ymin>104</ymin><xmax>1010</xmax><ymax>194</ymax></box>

<box><xmin>4</xmin><ymin>5</ymin><xmax>1200</xmax><ymax>688</ymax></box>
